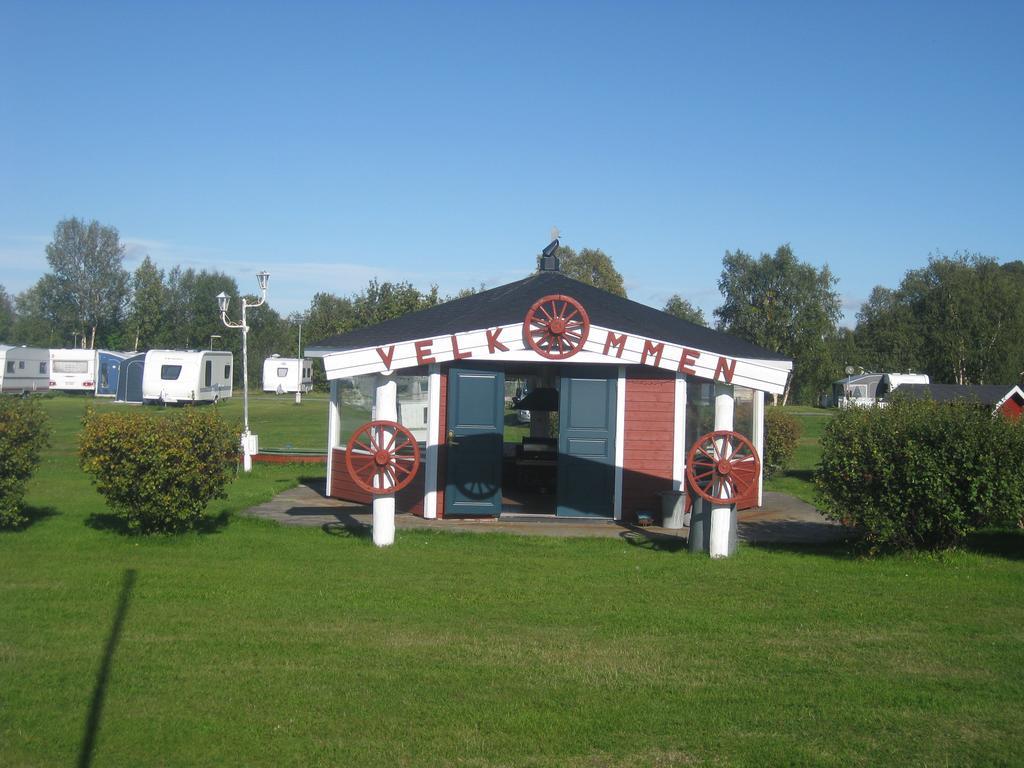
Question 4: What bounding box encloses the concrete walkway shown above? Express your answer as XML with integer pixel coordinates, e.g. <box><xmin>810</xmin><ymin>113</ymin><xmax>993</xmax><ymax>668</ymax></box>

<box><xmin>241</xmin><ymin>482</ymin><xmax>851</xmax><ymax>546</ymax></box>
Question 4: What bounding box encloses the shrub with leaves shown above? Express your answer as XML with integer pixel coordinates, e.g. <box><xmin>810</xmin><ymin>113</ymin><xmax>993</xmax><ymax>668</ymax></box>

<box><xmin>763</xmin><ymin>408</ymin><xmax>802</xmax><ymax>479</ymax></box>
<box><xmin>0</xmin><ymin>397</ymin><xmax>50</xmax><ymax>529</ymax></box>
<box><xmin>816</xmin><ymin>397</ymin><xmax>1024</xmax><ymax>552</ymax></box>
<box><xmin>80</xmin><ymin>407</ymin><xmax>239</xmax><ymax>533</ymax></box>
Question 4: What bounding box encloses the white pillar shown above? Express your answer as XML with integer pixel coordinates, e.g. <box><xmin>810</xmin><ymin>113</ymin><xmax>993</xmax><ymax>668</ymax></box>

<box><xmin>423</xmin><ymin>364</ymin><xmax>441</xmax><ymax>519</ymax></box>
<box><xmin>373</xmin><ymin>376</ymin><xmax>398</xmax><ymax>547</ymax></box>
<box><xmin>613</xmin><ymin>365</ymin><xmax>626</xmax><ymax>521</ymax></box>
<box><xmin>710</xmin><ymin>384</ymin><xmax>735</xmax><ymax>559</ymax></box>
<box><xmin>753</xmin><ymin>389</ymin><xmax>765</xmax><ymax>508</ymax></box>
<box><xmin>326</xmin><ymin>379</ymin><xmax>341</xmax><ymax>497</ymax></box>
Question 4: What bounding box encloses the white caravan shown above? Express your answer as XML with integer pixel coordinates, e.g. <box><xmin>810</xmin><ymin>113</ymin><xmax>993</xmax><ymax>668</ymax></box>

<box><xmin>262</xmin><ymin>355</ymin><xmax>313</xmax><ymax>394</ymax></box>
<box><xmin>142</xmin><ymin>350</ymin><xmax>233</xmax><ymax>404</ymax></box>
<box><xmin>0</xmin><ymin>345</ymin><xmax>50</xmax><ymax>394</ymax></box>
<box><xmin>49</xmin><ymin>348</ymin><xmax>99</xmax><ymax>392</ymax></box>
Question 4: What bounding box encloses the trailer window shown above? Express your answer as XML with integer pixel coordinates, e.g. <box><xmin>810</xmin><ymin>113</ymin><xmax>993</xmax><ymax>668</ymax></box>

<box><xmin>18</xmin><ymin>360</ymin><xmax>25</xmax><ymax>369</ymax></box>
<box><xmin>161</xmin><ymin>365</ymin><xmax>182</xmax><ymax>380</ymax></box>
<box><xmin>54</xmin><ymin>360</ymin><xmax>88</xmax><ymax>373</ymax></box>
<box><xmin>277</xmin><ymin>367</ymin><xmax>289</xmax><ymax>377</ymax></box>
<box><xmin>224</xmin><ymin>365</ymin><xmax>231</xmax><ymax>379</ymax></box>
<box><xmin>39</xmin><ymin>362</ymin><xmax>47</xmax><ymax>374</ymax></box>
<box><xmin>5</xmin><ymin>361</ymin><xmax>12</xmax><ymax>374</ymax></box>
<box><xmin>205</xmin><ymin>360</ymin><xmax>212</xmax><ymax>387</ymax></box>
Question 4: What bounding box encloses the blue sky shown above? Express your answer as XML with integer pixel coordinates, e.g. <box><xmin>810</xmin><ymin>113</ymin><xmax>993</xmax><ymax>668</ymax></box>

<box><xmin>1</xmin><ymin>1</ymin><xmax>1021</xmax><ymax>326</ymax></box>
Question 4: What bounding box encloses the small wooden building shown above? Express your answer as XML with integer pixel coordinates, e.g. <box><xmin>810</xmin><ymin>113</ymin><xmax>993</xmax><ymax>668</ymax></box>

<box><xmin>889</xmin><ymin>383</ymin><xmax>1024</xmax><ymax>421</ymax></box>
<box><xmin>307</xmin><ymin>258</ymin><xmax>792</xmax><ymax>537</ymax></box>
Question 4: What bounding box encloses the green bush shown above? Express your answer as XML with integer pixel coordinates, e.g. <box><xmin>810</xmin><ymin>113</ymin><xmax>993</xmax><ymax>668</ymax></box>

<box><xmin>763</xmin><ymin>408</ymin><xmax>802</xmax><ymax>479</ymax></box>
<box><xmin>815</xmin><ymin>397</ymin><xmax>1024</xmax><ymax>552</ymax></box>
<box><xmin>0</xmin><ymin>397</ymin><xmax>50</xmax><ymax>529</ymax></box>
<box><xmin>80</xmin><ymin>407</ymin><xmax>239</xmax><ymax>533</ymax></box>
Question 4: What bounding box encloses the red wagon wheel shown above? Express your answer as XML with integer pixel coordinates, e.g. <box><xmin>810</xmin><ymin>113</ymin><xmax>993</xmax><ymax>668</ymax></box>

<box><xmin>524</xmin><ymin>294</ymin><xmax>590</xmax><ymax>359</ymax></box>
<box><xmin>345</xmin><ymin>420</ymin><xmax>421</xmax><ymax>495</ymax></box>
<box><xmin>686</xmin><ymin>430</ymin><xmax>760</xmax><ymax>505</ymax></box>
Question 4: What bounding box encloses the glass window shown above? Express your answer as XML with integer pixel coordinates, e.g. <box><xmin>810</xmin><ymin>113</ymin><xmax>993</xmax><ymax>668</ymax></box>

<box><xmin>205</xmin><ymin>360</ymin><xmax>212</xmax><ymax>387</ymax></box>
<box><xmin>5</xmin><ymin>361</ymin><xmax>13</xmax><ymax>374</ymax></box>
<box><xmin>39</xmin><ymin>362</ymin><xmax>47</xmax><ymax>374</ymax></box>
<box><xmin>224</xmin><ymin>365</ymin><xmax>231</xmax><ymax>379</ymax></box>
<box><xmin>18</xmin><ymin>360</ymin><xmax>25</xmax><ymax>369</ymax></box>
<box><xmin>733</xmin><ymin>386</ymin><xmax>755</xmax><ymax>439</ymax></box>
<box><xmin>685</xmin><ymin>380</ymin><xmax>717</xmax><ymax>453</ymax></box>
<box><xmin>277</xmin><ymin>367</ymin><xmax>289</xmax><ymax>377</ymax></box>
<box><xmin>161</xmin><ymin>365</ymin><xmax>182</xmax><ymax>380</ymax></box>
<box><xmin>54</xmin><ymin>360</ymin><xmax>88</xmax><ymax>373</ymax></box>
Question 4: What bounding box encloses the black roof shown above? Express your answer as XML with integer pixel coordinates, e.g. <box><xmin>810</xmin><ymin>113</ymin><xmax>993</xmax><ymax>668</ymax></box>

<box><xmin>307</xmin><ymin>271</ymin><xmax>789</xmax><ymax>361</ymax></box>
<box><xmin>891</xmin><ymin>383</ymin><xmax>1021</xmax><ymax>406</ymax></box>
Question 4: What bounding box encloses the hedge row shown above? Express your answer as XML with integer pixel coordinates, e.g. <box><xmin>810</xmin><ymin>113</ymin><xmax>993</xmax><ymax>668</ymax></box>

<box><xmin>80</xmin><ymin>407</ymin><xmax>239</xmax><ymax>533</ymax></box>
<box><xmin>0</xmin><ymin>397</ymin><xmax>50</xmax><ymax>529</ymax></box>
<box><xmin>816</xmin><ymin>398</ymin><xmax>1024</xmax><ymax>551</ymax></box>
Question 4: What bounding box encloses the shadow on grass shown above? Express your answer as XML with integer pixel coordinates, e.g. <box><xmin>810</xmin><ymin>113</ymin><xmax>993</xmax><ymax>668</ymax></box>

<box><xmin>78</xmin><ymin>568</ymin><xmax>136</xmax><ymax>768</ymax></box>
<box><xmin>783</xmin><ymin>469</ymin><xmax>816</xmax><ymax>483</ymax></box>
<box><xmin>964</xmin><ymin>529</ymin><xmax>1024</xmax><ymax>560</ymax></box>
<box><xmin>618</xmin><ymin>526</ymin><xmax>689</xmax><ymax>553</ymax></box>
<box><xmin>0</xmin><ymin>505</ymin><xmax>58</xmax><ymax>532</ymax></box>
<box><xmin>85</xmin><ymin>510</ymin><xmax>232</xmax><ymax>535</ymax></box>
<box><xmin>323</xmin><ymin>518</ymin><xmax>373</xmax><ymax>540</ymax></box>
<box><xmin>745</xmin><ymin>539</ymin><xmax>861</xmax><ymax>559</ymax></box>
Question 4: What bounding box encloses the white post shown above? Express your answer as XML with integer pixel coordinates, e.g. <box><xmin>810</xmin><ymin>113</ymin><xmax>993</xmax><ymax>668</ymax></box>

<box><xmin>424</xmin><ymin>364</ymin><xmax>441</xmax><ymax>519</ymax></box>
<box><xmin>753</xmin><ymin>389</ymin><xmax>765</xmax><ymax>508</ymax></box>
<box><xmin>710</xmin><ymin>384</ymin><xmax>735</xmax><ymax>558</ymax></box>
<box><xmin>373</xmin><ymin>376</ymin><xmax>398</xmax><ymax>547</ymax></box>
<box><xmin>326</xmin><ymin>379</ymin><xmax>341</xmax><ymax>497</ymax></box>
<box><xmin>241</xmin><ymin>301</ymin><xmax>252</xmax><ymax>472</ymax></box>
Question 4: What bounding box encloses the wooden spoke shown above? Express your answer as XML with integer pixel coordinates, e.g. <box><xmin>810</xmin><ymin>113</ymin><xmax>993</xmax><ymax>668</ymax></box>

<box><xmin>345</xmin><ymin>421</ymin><xmax>422</xmax><ymax>495</ymax></box>
<box><xmin>686</xmin><ymin>430</ymin><xmax>761</xmax><ymax>505</ymax></box>
<box><xmin>523</xmin><ymin>294</ymin><xmax>591</xmax><ymax>359</ymax></box>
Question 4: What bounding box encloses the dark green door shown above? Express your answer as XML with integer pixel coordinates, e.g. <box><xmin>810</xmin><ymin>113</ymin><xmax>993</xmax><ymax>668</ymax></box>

<box><xmin>557</xmin><ymin>367</ymin><xmax>617</xmax><ymax>518</ymax></box>
<box><xmin>445</xmin><ymin>367</ymin><xmax>505</xmax><ymax>517</ymax></box>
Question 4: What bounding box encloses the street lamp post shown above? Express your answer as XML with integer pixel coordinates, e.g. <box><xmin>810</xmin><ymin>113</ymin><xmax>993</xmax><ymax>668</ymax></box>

<box><xmin>217</xmin><ymin>271</ymin><xmax>270</xmax><ymax>472</ymax></box>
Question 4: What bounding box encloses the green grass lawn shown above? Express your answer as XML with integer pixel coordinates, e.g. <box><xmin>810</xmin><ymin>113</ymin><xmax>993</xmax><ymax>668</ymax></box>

<box><xmin>3</xmin><ymin>397</ymin><xmax>1024</xmax><ymax>766</ymax></box>
<box><xmin>764</xmin><ymin>406</ymin><xmax>834</xmax><ymax>506</ymax></box>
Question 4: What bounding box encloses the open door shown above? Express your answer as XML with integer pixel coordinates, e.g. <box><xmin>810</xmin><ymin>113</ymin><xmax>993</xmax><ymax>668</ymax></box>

<box><xmin>445</xmin><ymin>366</ymin><xmax>505</xmax><ymax>517</ymax></box>
<box><xmin>557</xmin><ymin>367</ymin><xmax>617</xmax><ymax>518</ymax></box>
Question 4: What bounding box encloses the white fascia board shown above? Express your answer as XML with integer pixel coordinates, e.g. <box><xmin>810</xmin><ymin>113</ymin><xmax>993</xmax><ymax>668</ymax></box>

<box><xmin>321</xmin><ymin>323</ymin><xmax>793</xmax><ymax>395</ymax></box>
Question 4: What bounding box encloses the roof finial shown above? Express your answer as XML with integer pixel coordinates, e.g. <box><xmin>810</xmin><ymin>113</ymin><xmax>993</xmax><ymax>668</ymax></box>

<box><xmin>540</xmin><ymin>227</ymin><xmax>561</xmax><ymax>272</ymax></box>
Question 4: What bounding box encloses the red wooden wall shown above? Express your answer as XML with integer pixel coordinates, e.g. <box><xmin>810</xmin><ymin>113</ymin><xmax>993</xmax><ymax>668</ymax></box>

<box><xmin>330</xmin><ymin>447</ymin><xmax>425</xmax><ymax>516</ymax></box>
<box><xmin>999</xmin><ymin>394</ymin><xmax>1023</xmax><ymax>422</ymax></box>
<box><xmin>621</xmin><ymin>369</ymin><xmax>675</xmax><ymax>522</ymax></box>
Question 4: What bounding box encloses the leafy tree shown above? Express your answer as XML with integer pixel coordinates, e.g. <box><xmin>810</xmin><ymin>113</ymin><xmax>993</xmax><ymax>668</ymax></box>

<box><xmin>663</xmin><ymin>294</ymin><xmax>706</xmax><ymax>326</ymax></box>
<box><xmin>537</xmin><ymin>245</ymin><xmax>627</xmax><ymax>297</ymax></box>
<box><xmin>853</xmin><ymin>253</ymin><xmax>1024</xmax><ymax>385</ymax></box>
<box><xmin>12</xmin><ymin>281</ymin><xmax>64</xmax><ymax>347</ymax></box>
<box><xmin>353</xmin><ymin>279</ymin><xmax>440</xmax><ymax>326</ymax></box>
<box><xmin>714</xmin><ymin>244</ymin><xmax>841</xmax><ymax>405</ymax></box>
<box><xmin>39</xmin><ymin>218</ymin><xmax>130</xmax><ymax>347</ymax></box>
<box><xmin>0</xmin><ymin>285</ymin><xmax>14</xmax><ymax>340</ymax></box>
<box><xmin>125</xmin><ymin>256</ymin><xmax>168</xmax><ymax>351</ymax></box>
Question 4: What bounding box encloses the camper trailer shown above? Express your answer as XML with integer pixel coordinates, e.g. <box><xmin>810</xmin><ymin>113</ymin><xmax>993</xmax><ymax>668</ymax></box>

<box><xmin>0</xmin><ymin>345</ymin><xmax>50</xmax><ymax>394</ymax></box>
<box><xmin>114</xmin><ymin>352</ymin><xmax>146</xmax><ymax>404</ymax></box>
<box><xmin>49</xmin><ymin>348</ymin><xmax>98</xmax><ymax>392</ymax></box>
<box><xmin>142</xmin><ymin>350</ymin><xmax>233</xmax><ymax>404</ymax></box>
<box><xmin>877</xmin><ymin>373</ymin><xmax>930</xmax><ymax>402</ymax></box>
<box><xmin>95</xmin><ymin>350</ymin><xmax>131</xmax><ymax>397</ymax></box>
<box><xmin>262</xmin><ymin>355</ymin><xmax>313</xmax><ymax>394</ymax></box>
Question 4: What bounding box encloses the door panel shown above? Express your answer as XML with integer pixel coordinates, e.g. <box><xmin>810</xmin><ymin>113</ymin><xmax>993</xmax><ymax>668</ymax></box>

<box><xmin>557</xmin><ymin>367</ymin><xmax>617</xmax><ymax>518</ymax></box>
<box><xmin>445</xmin><ymin>367</ymin><xmax>505</xmax><ymax>517</ymax></box>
